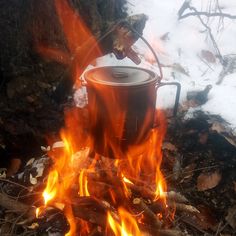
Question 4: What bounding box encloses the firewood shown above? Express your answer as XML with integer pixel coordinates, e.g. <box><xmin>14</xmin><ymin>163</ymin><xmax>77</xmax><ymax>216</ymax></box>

<box><xmin>158</xmin><ymin>229</ymin><xmax>185</xmax><ymax>236</ymax></box>
<box><xmin>71</xmin><ymin>196</ymin><xmax>118</xmax><ymax>227</ymax></box>
<box><xmin>140</xmin><ymin>225</ymin><xmax>184</xmax><ymax>236</ymax></box>
<box><xmin>168</xmin><ymin>202</ymin><xmax>200</xmax><ymax>214</ymax></box>
<box><xmin>165</xmin><ymin>191</ymin><xmax>188</xmax><ymax>203</ymax></box>
<box><xmin>133</xmin><ymin>198</ymin><xmax>162</xmax><ymax>229</ymax></box>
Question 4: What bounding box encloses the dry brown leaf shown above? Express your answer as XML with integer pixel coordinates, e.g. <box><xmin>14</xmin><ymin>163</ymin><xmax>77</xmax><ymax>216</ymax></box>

<box><xmin>171</xmin><ymin>63</ymin><xmax>190</xmax><ymax>76</ymax></box>
<box><xmin>197</xmin><ymin>170</ymin><xmax>222</xmax><ymax>191</ymax></box>
<box><xmin>201</xmin><ymin>50</ymin><xmax>216</xmax><ymax>63</ymax></box>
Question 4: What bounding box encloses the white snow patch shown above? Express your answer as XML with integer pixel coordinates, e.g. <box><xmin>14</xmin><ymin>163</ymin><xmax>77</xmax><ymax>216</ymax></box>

<box><xmin>93</xmin><ymin>0</ymin><xmax>236</xmax><ymax>128</ymax></box>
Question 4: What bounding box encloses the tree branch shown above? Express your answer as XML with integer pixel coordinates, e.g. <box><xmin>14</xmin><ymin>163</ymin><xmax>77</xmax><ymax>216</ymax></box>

<box><xmin>178</xmin><ymin>4</ymin><xmax>225</xmax><ymax>64</ymax></box>
<box><xmin>179</xmin><ymin>11</ymin><xmax>236</xmax><ymax>20</ymax></box>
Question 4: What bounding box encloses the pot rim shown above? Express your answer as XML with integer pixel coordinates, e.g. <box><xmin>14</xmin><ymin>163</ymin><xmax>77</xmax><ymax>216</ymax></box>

<box><xmin>84</xmin><ymin>66</ymin><xmax>159</xmax><ymax>87</ymax></box>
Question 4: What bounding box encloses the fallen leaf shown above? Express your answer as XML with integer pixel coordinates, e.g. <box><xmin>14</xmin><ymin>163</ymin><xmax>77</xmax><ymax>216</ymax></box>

<box><xmin>197</xmin><ymin>170</ymin><xmax>222</xmax><ymax>191</ymax></box>
<box><xmin>201</xmin><ymin>50</ymin><xmax>216</xmax><ymax>63</ymax></box>
<box><xmin>171</xmin><ymin>63</ymin><xmax>189</xmax><ymax>76</ymax></box>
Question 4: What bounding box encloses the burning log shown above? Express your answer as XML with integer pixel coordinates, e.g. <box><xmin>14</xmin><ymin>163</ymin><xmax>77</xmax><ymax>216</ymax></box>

<box><xmin>133</xmin><ymin>198</ymin><xmax>162</xmax><ymax>229</ymax></box>
<box><xmin>71</xmin><ymin>196</ymin><xmax>119</xmax><ymax>227</ymax></box>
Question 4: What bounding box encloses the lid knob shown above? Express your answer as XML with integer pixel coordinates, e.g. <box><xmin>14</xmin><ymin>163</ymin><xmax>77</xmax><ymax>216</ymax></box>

<box><xmin>112</xmin><ymin>71</ymin><xmax>129</xmax><ymax>79</ymax></box>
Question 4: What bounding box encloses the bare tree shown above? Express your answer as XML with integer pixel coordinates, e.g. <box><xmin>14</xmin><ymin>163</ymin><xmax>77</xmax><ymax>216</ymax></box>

<box><xmin>178</xmin><ymin>0</ymin><xmax>236</xmax><ymax>84</ymax></box>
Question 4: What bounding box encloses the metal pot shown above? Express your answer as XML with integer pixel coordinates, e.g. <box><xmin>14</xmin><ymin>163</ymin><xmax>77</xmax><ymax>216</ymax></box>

<box><xmin>84</xmin><ymin>66</ymin><xmax>180</xmax><ymax>158</ymax></box>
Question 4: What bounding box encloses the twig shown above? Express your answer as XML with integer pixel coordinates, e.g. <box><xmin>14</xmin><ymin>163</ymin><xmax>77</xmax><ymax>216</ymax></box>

<box><xmin>140</xmin><ymin>224</ymin><xmax>184</xmax><ymax>236</ymax></box>
<box><xmin>190</xmin><ymin>6</ymin><xmax>224</xmax><ymax>64</ymax></box>
<box><xmin>177</xmin><ymin>2</ymin><xmax>233</xmax><ymax>65</ymax></box>
<box><xmin>0</xmin><ymin>178</ymin><xmax>30</xmax><ymax>191</ymax></box>
<box><xmin>179</xmin><ymin>11</ymin><xmax>236</xmax><ymax>20</ymax></box>
<box><xmin>165</xmin><ymin>164</ymin><xmax>219</xmax><ymax>181</ymax></box>
<box><xmin>197</xmin><ymin>54</ymin><xmax>215</xmax><ymax>72</ymax></box>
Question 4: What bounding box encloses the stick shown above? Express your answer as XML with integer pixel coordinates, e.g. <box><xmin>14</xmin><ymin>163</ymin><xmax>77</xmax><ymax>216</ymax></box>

<box><xmin>168</xmin><ymin>202</ymin><xmax>200</xmax><ymax>214</ymax></box>
<box><xmin>133</xmin><ymin>198</ymin><xmax>162</xmax><ymax>229</ymax></box>
<box><xmin>140</xmin><ymin>225</ymin><xmax>184</xmax><ymax>236</ymax></box>
<box><xmin>179</xmin><ymin>11</ymin><xmax>236</xmax><ymax>20</ymax></box>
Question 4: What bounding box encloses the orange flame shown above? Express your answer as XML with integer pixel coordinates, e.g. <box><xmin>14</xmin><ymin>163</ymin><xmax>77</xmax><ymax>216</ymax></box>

<box><xmin>117</xmin><ymin>110</ymin><xmax>167</xmax><ymax>204</ymax></box>
<box><xmin>36</xmin><ymin>0</ymin><xmax>102</xmax><ymax>84</ymax></box>
<box><xmin>37</xmin><ymin>1</ymin><xmax>169</xmax><ymax>235</ymax></box>
<box><xmin>107</xmin><ymin>208</ymin><xmax>141</xmax><ymax>236</ymax></box>
<box><xmin>122</xmin><ymin>174</ymin><xmax>134</xmax><ymax>185</ymax></box>
<box><xmin>79</xmin><ymin>169</ymin><xmax>90</xmax><ymax>197</ymax></box>
<box><xmin>43</xmin><ymin>170</ymin><xmax>59</xmax><ymax>205</ymax></box>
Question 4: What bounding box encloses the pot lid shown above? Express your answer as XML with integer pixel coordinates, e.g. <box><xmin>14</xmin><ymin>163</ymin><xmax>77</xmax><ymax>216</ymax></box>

<box><xmin>84</xmin><ymin>66</ymin><xmax>157</xmax><ymax>86</ymax></box>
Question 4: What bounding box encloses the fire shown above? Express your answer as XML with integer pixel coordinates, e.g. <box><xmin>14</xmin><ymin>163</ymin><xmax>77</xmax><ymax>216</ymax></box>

<box><xmin>36</xmin><ymin>0</ymin><xmax>170</xmax><ymax>235</ymax></box>
<box><xmin>43</xmin><ymin>170</ymin><xmax>59</xmax><ymax>205</ymax></box>
<box><xmin>107</xmin><ymin>208</ymin><xmax>141</xmax><ymax>236</ymax></box>
<box><xmin>35</xmin><ymin>207</ymin><xmax>41</xmax><ymax>219</ymax></box>
<box><xmin>36</xmin><ymin>0</ymin><xmax>102</xmax><ymax>83</ymax></box>
<box><xmin>122</xmin><ymin>174</ymin><xmax>134</xmax><ymax>185</ymax></box>
<box><xmin>79</xmin><ymin>169</ymin><xmax>90</xmax><ymax>197</ymax></box>
<box><xmin>119</xmin><ymin>110</ymin><xmax>167</xmax><ymax>203</ymax></box>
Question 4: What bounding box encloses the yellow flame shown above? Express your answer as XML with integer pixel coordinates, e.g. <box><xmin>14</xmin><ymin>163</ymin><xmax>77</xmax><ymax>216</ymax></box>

<box><xmin>79</xmin><ymin>169</ymin><xmax>90</xmax><ymax>197</ymax></box>
<box><xmin>122</xmin><ymin>174</ymin><xmax>134</xmax><ymax>185</ymax></box>
<box><xmin>35</xmin><ymin>208</ymin><xmax>40</xmax><ymax>218</ymax></box>
<box><xmin>107</xmin><ymin>208</ymin><xmax>141</xmax><ymax>236</ymax></box>
<box><xmin>43</xmin><ymin>170</ymin><xmax>59</xmax><ymax>205</ymax></box>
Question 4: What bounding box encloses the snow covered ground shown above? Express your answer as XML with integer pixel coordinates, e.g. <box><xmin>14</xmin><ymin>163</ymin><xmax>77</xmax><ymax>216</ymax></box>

<box><xmin>95</xmin><ymin>0</ymin><xmax>236</xmax><ymax>130</ymax></box>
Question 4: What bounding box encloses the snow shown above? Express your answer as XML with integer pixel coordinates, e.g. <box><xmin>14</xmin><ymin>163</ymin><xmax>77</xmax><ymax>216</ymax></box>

<box><xmin>94</xmin><ymin>0</ymin><xmax>236</xmax><ymax>129</ymax></box>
